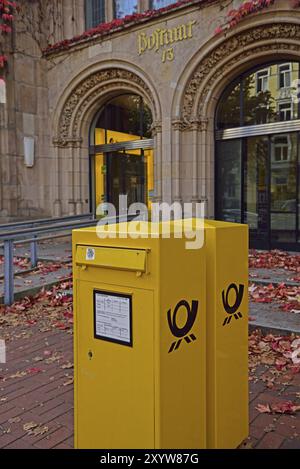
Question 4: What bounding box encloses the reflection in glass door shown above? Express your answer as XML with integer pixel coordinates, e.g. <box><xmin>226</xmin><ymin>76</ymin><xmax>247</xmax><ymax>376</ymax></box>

<box><xmin>244</xmin><ymin>136</ymin><xmax>269</xmax><ymax>249</ymax></box>
<box><xmin>216</xmin><ymin>132</ymin><xmax>299</xmax><ymax>249</ymax></box>
<box><xmin>270</xmin><ymin>134</ymin><xmax>298</xmax><ymax>244</ymax></box>
<box><xmin>106</xmin><ymin>151</ymin><xmax>147</xmax><ymax>213</ymax></box>
<box><xmin>216</xmin><ymin>139</ymin><xmax>242</xmax><ymax>223</ymax></box>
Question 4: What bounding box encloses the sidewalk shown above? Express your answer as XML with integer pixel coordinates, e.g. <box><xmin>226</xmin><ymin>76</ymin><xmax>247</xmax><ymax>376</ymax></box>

<box><xmin>0</xmin><ymin>238</ymin><xmax>72</xmax><ymax>303</ymax></box>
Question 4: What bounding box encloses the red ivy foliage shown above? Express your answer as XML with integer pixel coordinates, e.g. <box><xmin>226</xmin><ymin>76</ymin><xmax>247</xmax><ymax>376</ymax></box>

<box><xmin>44</xmin><ymin>0</ymin><xmax>194</xmax><ymax>55</ymax></box>
<box><xmin>215</xmin><ymin>0</ymin><xmax>299</xmax><ymax>35</ymax></box>
<box><xmin>0</xmin><ymin>0</ymin><xmax>18</xmax><ymax>76</ymax></box>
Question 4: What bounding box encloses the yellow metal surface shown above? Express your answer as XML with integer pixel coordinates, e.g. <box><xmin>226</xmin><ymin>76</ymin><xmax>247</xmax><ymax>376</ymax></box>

<box><xmin>75</xmin><ymin>245</ymin><xmax>147</xmax><ymax>273</ymax></box>
<box><xmin>73</xmin><ymin>222</ymin><xmax>206</xmax><ymax>449</ymax></box>
<box><xmin>204</xmin><ymin>220</ymin><xmax>249</xmax><ymax>449</ymax></box>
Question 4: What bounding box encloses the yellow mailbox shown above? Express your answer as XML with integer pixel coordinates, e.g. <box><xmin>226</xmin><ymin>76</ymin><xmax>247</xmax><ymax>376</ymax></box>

<box><xmin>204</xmin><ymin>220</ymin><xmax>248</xmax><ymax>449</ymax></box>
<box><xmin>73</xmin><ymin>222</ymin><xmax>206</xmax><ymax>449</ymax></box>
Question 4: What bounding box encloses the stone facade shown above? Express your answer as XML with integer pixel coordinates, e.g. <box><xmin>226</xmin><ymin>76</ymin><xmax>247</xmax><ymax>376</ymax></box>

<box><xmin>0</xmin><ymin>0</ymin><xmax>299</xmax><ymax>220</ymax></box>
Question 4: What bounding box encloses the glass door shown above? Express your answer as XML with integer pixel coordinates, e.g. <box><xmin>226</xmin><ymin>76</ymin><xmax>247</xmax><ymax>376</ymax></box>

<box><xmin>106</xmin><ymin>151</ymin><xmax>147</xmax><ymax>213</ymax></box>
<box><xmin>217</xmin><ymin>132</ymin><xmax>300</xmax><ymax>249</ymax></box>
<box><xmin>270</xmin><ymin>133</ymin><xmax>298</xmax><ymax>245</ymax></box>
<box><xmin>244</xmin><ymin>136</ymin><xmax>269</xmax><ymax>249</ymax></box>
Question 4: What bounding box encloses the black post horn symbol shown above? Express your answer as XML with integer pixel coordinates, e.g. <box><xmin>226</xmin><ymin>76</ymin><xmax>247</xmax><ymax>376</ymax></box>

<box><xmin>222</xmin><ymin>283</ymin><xmax>244</xmax><ymax>326</ymax></box>
<box><xmin>168</xmin><ymin>300</ymin><xmax>198</xmax><ymax>353</ymax></box>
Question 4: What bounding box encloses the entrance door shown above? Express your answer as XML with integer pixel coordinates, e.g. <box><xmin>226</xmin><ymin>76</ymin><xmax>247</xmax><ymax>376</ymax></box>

<box><xmin>270</xmin><ymin>134</ymin><xmax>298</xmax><ymax>245</ymax></box>
<box><xmin>244</xmin><ymin>133</ymin><xmax>298</xmax><ymax>248</ymax></box>
<box><xmin>106</xmin><ymin>151</ymin><xmax>147</xmax><ymax>213</ymax></box>
<box><xmin>217</xmin><ymin>133</ymin><xmax>299</xmax><ymax>250</ymax></box>
<box><xmin>244</xmin><ymin>136</ymin><xmax>269</xmax><ymax>249</ymax></box>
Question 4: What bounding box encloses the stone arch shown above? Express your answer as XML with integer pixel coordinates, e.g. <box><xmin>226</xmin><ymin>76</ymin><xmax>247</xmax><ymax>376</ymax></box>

<box><xmin>51</xmin><ymin>64</ymin><xmax>162</xmax><ymax>216</ymax></box>
<box><xmin>181</xmin><ymin>21</ymin><xmax>300</xmax><ymax>125</ymax></box>
<box><xmin>53</xmin><ymin>65</ymin><xmax>161</xmax><ymax>146</ymax></box>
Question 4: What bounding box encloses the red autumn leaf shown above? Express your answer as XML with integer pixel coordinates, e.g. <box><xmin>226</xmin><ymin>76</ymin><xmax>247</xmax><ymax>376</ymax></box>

<box><xmin>53</xmin><ymin>322</ymin><xmax>70</xmax><ymax>330</ymax></box>
<box><xmin>271</xmin><ymin>401</ymin><xmax>300</xmax><ymax>414</ymax></box>
<box><xmin>27</xmin><ymin>367</ymin><xmax>43</xmax><ymax>375</ymax></box>
<box><xmin>289</xmin><ymin>365</ymin><xmax>300</xmax><ymax>374</ymax></box>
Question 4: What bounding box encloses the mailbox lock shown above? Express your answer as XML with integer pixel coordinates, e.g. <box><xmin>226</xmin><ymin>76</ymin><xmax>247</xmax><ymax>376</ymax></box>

<box><xmin>88</xmin><ymin>350</ymin><xmax>93</xmax><ymax>360</ymax></box>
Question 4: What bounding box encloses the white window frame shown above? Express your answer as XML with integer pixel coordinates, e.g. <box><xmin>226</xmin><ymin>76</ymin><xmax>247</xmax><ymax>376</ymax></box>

<box><xmin>256</xmin><ymin>68</ymin><xmax>269</xmax><ymax>93</ymax></box>
<box><xmin>278</xmin><ymin>100</ymin><xmax>293</xmax><ymax>121</ymax></box>
<box><xmin>272</xmin><ymin>135</ymin><xmax>291</xmax><ymax>162</ymax></box>
<box><xmin>278</xmin><ymin>63</ymin><xmax>292</xmax><ymax>89</ymax></box>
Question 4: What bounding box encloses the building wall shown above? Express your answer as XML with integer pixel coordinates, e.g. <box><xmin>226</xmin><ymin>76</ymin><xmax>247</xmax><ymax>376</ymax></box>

<box><xmin>1</xmin><ymin>0</ymin><xmax>300</xmax><ymax>220</ymax></box>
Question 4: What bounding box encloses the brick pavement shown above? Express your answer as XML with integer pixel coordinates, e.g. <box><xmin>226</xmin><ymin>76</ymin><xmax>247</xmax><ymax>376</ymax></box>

<box><xmin>0</xmin><ymin>294</ymin><xmax>300</xmax><ymax>449</ymax></box>
<box><xmin>0</xmin><ymin>309</ymin><xmax>74</xmax><ymax>449</ymax></box>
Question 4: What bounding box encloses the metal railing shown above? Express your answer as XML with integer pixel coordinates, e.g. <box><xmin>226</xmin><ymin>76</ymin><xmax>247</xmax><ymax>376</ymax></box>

<box><xmin>0</xmin><ymin>213</ymin><xmax>94</xmax><ymax>232</ymax></box>
<box><xmin>0</xmin><ymin>214</ymin><xmax>97</xmax><ymax>305</ymax></box>
<box><xmin>0</xmin><ymin>213</ymin><xmax>135</xmax><ymax>306</ymax></box>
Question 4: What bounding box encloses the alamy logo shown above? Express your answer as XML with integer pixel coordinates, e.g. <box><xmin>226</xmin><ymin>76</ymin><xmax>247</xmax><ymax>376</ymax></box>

<box><xmin>222</xmin><ymin>284</ymin><xmax>244</xmax><ymax>326</ymax></box>
<box><xmin>167</xmin><ymin>300</ymin><xmax>198</xmax><ymax>353</ymax></box>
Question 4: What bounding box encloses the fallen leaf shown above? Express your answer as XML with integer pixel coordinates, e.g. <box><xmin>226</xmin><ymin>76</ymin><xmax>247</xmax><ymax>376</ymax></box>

<box><xmin>271</xmin><ymin>401</ymin><xmax>300</xmax><ymax>414</ymax></box>
<box><xmin>63</xmin><ymin>377</ymin><xmax>74</xmax><ymax>386</ymax></box>
<box><xmin>29</xmin><ymin>425</ymin><xmax>49</xmax><ymax>437</ymax></box>
<box><xmin>61</xmin><ymin>362</ymin><xmax>73</xmax><ymax>370</ymax></box>
<box><xmin>23</xmin><ymin>422</ymin><xmax>38</xmax><ymax>432</ymax></box>
<box><xmin>10</xmin><ymin>371</ymin><xmax>27</xmax><ymax>379</ymax></box>
<box><xmin>8</xmin><ymin>417</ymin><xmax>21</xmax><ymax>424</ymax></box>
<box><xmin>256</xmin><ymin>403</ymin><xmax>271</xmax><ymax>413</ymax></box>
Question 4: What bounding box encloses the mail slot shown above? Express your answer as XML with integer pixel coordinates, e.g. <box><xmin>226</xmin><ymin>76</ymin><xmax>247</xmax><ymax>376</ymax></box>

<box><xmin>73</xmin><ymin>222</ymin><xmax>206</xmax><ymax>449</ymax></box>
<box><xmin>75</xmin><ymin>246</ymin><xmax>147</xmax><ymax>272</ymax></box>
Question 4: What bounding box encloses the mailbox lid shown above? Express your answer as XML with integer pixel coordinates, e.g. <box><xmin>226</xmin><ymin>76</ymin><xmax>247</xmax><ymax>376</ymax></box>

<box><xmin>75</xmin><ymin>245</ymin><xmax>147</xmax><ymax>272</ymax></box>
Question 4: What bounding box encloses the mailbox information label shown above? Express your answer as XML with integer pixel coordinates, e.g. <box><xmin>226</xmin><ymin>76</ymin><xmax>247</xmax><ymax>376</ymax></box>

<box><xmin>93</xmin><ymin>291</ymin><xmax>132</xmax><ymax>346</ymax></box>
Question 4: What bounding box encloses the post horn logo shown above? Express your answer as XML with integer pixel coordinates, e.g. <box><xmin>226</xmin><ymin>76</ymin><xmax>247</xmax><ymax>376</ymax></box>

<box><xmin>167</xmin><ymin>300</ymin><xmax>199</xmax><ymax>353</ymax></box>
<box><xmin>222</xmin><ymin>283</ymin><xmax>244</xmax><ymax>326</ymax></box>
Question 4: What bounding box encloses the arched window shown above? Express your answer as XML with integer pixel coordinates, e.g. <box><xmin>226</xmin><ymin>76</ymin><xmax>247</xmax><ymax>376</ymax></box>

<box><xmin>215</xmin><ymin>62</ymin><xmax>300</xmax><ymax>250</ymax></box>
<box><xmin>92</xmin><ymin>94</ymin><xmax>154</xmax><ymax>214</ymax></box>
<box><xmin>96</xmin><ymin>94</ymin><xmax>152</xmax><ymax>142</ymax></box>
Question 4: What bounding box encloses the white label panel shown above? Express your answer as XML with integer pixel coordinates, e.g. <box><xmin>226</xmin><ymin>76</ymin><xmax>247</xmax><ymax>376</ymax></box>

<box><xmin>94</xmin><ymin>291</ymin><xmax>132</xmax><ymax>346</ymax></box>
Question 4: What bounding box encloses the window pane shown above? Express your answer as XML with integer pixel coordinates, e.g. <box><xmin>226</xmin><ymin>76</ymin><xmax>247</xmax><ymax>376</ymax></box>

<box><xmin>85</xmin><ymin>0</ymin><xmax>105</xmax><ymax>29</ymax></box>
<box><xmin>245</xmin><ymin>136</ymin><xmax>269</xmax><ymax>237</ymax></box>
<box><xmin>114</xmin><ymin>0</ymin><xmax>138</xmax><ymax>18</ymax></box>
<box><xmin>97</xmin><ymin>94</ymin><xmax>152</xmax><ymax>141</ymax></box>
<box><xmin>151</xmin><ymin>0</ymin><xmax>175</xmax><ymax>8</ymax></box>
<box><xmin>270</xmin><ymin>133</ymin><xmax>297</xmax><ymax>244</ymax></box>
<box><xmin>244</xmin><ymin>66</ymin><xmax>276</xmax><ymax>125</ymax></box>
<box><xmin>216</xmin><ymin>82</ymin><xmax>241</xmax><ymax>130</ymax></box>
<box><xmin>216</xmin><ymin>140</ymin><xmax>242</xmax><ymax>223</ymax></box>
<box><xmin>216</xmin><ymin>62</ymin><xmax>300</xmax><ymax>129</ymax></box>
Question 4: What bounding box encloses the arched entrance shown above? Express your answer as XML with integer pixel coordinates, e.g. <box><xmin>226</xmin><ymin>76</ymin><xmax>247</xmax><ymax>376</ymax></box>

<box><xmin>215</xmin><ymin>61</ymin><xmax>300</xmax><ymax>250</ymax></box>
<box><xmin>89</xmin><ymin>93</ymin><xmax>154</xmax><ymax>215</ymax></box>
<box><xmin>52</xmin><ymin>66</ymin><xmax>161</xmax><ymax>217</ymax></box>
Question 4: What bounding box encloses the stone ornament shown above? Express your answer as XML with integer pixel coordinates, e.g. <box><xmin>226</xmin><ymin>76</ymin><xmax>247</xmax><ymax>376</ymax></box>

<box><xmin>182</xmin><ymin>23</ymin><xmax>300</xmax><ymax>126</ymax></box>
<box><xmin>55</xmin><ymin>68</ymin><xmax>156</xmax><ymax>146</ymax></box>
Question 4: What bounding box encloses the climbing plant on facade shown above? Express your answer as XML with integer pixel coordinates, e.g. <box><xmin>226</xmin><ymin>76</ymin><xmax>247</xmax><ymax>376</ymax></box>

<box><xmin>215</xmin><ymin>0</ymin><xmax>300</xmax><ymax>35</ymax></box>
<box><xmin>0</xmin><ymin>0</ymin><xmax>18</xmax><ymax>78</ymax></box>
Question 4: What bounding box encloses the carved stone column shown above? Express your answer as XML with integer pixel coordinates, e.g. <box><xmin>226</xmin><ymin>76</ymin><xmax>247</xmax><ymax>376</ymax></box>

<box><xmin>51</xmin><ymin>141</ymin><xmax>62</xmax><ymax>217</ymax></box>
<box><xmin>189</xmin><ymin>117</ymin><xmax>201</xmax><ymax>203</ymax></box>
<box><xmin>152</xmin><ymin>121</ymin><xmax>162</xmax><ymax>203</ymax></box>
<box><xmin>72</xmin><ymin>139</ymin><xmax>84</xmax><ymax>215</ymax></box>
<box><xmin>52</xmin><ymin>137</ymin><xmax>83</xmax><ymax>216</ymax></box>
<box><xmin>171</xmin><ymin>119</ymin><xmax>183</xmax><ymax>204</ymax></box>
